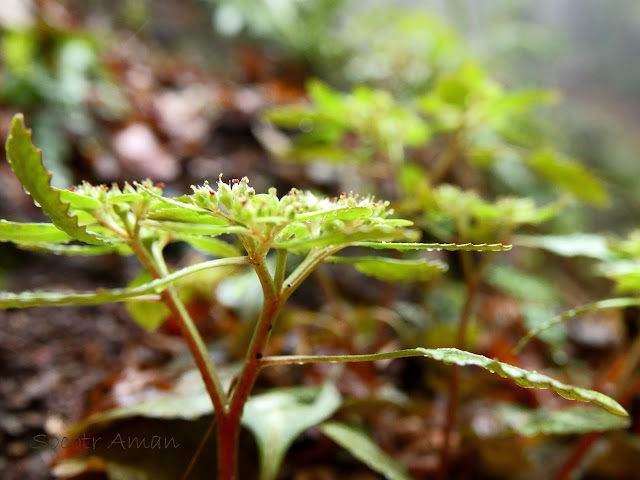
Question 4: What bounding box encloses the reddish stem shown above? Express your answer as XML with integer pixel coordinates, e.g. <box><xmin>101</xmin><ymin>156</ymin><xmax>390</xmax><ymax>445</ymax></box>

<box><xmin>552</xmin><ymin>432</ymin><xmax>601</xmax><ymax>480</ymax></box>
<box><xmin>216</xmin><ymin>257</ymin><xmax>282</xmax><ymax>479</ymax></box>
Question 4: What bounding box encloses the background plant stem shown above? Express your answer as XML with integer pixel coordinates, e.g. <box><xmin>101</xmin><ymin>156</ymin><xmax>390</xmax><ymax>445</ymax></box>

<box><xmin>438</xmin><ymin>250</ymin><xmax>484</xmax><ymax>480</ymax></box>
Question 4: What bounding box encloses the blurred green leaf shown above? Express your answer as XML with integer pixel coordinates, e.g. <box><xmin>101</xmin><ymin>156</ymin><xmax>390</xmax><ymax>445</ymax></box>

<box><xmin>320</xmin><ymin>422</ymin><xmax>411</xmax><ymax>480</ymax></box>
<box><xmin>242</xmin><ymin>384</ymin><xmax>342</xmax><ymax>480</ymax></box>
<box><xmin>176</xmin><ymin>235</ymin><xmax>242</xmax><ymax>258</ymax></box>
<box><xmin>125</xmin><ymin>270</ymin><xmax>171</xmax><ymax>331</ymax></box>
<box><xmin>328</xmin><ymin>256</ymin><xmax>447</xmax><ymax>282</ymax></box>
<box><xmin>515</xmin><ymin>233</ymin><xmax>611</xmax><ymax>259</ymax></box>
<box><xmin>528</xmin><ymin>149</ymin><xmax>609</xmax><ymax>207</ymax></box>
<box><xmin>2</xmin><ymin>30</ymin><xmax>37</xmax><ymax>75</ymax></box>
<box><xmin>497</xmin><ymin>404</ymin><xmax>630</xmax><ymax>436</ymax></box>
<box><xmin>485</xmin><ymin>264</ymin><xmax>560</xmax><ymax>304</ymax></box>
<box><xmin>607</xmin><ymin>265</ymin><xmax>640</xmax><ymax>293</ymax></box>
<box><xmin>425</xmin><ymin>185</ymin><xmax>558</xmax><ymax>242</ymax></box>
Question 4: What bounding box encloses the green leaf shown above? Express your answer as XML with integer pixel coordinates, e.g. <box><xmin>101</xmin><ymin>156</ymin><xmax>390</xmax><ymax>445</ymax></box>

<box><xmin>262</xmin><ymin>348</ymin><xmax>626</xmax><ymax>416</ymax></box>
<box><xmin>125</xmin><ymin>270</ymin><xmax>171</xmax><ymax>331</ymax></box>
<box><xmin>146</xmin><ymin>208</ymin><xmax>227</xmax><ymax>225</ymax></box>
<box><xmin>485</xmin><ymin>264</ymin><xmax>560</xmax><ymax>303</ymax></box>
<box><xmin>528</xmin><ymin>149</ymin><xmax>609</xmax><ymax>207</ymax></box>
<box><xmin>274</xmin><ymin>230</ymin><xmax>417</xmax><ymax>254</ymax></box>
<box><xmin>353</xmin><ymin>242</ymin><xmax>512</xmax><ymax>252</ymax></box>
<box><xmin>0</xmin><ymin>220</ymin><xmax>73</xmax><ymax>244</ymax></box>
<box><xmin>175</xmin><ymin>235</ymin><xmax>242</xmax><ymax>258</ymax></box>
<box><xmin>417</xmin><ymin>348</ymin><xmax>627</xmax><ymax>417</ymax></box>
<box><xmin>497</xmin><ymin>404</ymin><xmax>630</xmax><ymax>436</ymax></box>
<box><xmin>0</xmin><ymin>256</ymin><xmax>248</xmax><ymax>309</ymax></box>
<box><xmin>295</xmin><ymin>206</ymin><xmax>373</xmax><ymax>222</ymax></box>
<box><xmin>242</xmin><ymin>384</ymin><xmax>342</xmax><ymax>480</ymax></box>
<box><xmin>483</xmin><ymin>89</ymin><xmax>559</xmax><ymax>122</ymax></box>
<box><xmin>143</xmin><ymin>220</ymin><xmax>248</xmax><ymax>236</ymax></box>
<box><xmin>607</xmin><ymin>264</ymin><xmax>640</xmax><ymax>293</ymax></box>
<box><xmin>320</xmin><ymin>422</ymin><xmax>411</xmax><ymax>480</ymax></box>
<box><xmin>107</xmin><ymin>193</ymin><xmax>144</xmax><ymax>204</ymax></box>
<box><xmin>58</xmin><ymin>189</ymin><xmax>103</xmax><ymax>210</ymax></box>
<box><xmin>5</xmin><ymin>114</ymin><xmax>107</xmax><ymax>245</ymax></box>
<box><xmin>285</xmin><ymin>144</ymin><xmax>355</xmax><ymax>164</ymax></box>
<box><xmin>68</xmin><ymin>369</ymin><xmax>236</xmax><ymax>436</ymax></box>
<box><xmin>514</xmin><ymin>234</ymin><xmax>611</xmax><ymax>259</ymax></box>
<box><xmin>327</xmin><ymin>256</ymin><xmax>447</xmax><ymax>282</ymax></box>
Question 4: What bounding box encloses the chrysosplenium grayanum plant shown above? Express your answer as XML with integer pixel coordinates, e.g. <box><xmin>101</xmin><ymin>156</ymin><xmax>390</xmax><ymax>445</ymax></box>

<box><xmin>0</xmin><ymin>115</ymin><xmax>627</xmax><ymax>480</ymax></box>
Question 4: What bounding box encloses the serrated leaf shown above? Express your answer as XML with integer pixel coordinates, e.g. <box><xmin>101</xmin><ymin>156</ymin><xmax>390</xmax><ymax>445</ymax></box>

<box><xmin>328</xmin><ymin>256</ymin><xmax>447</xmax><ymax>282</ymax></box>
<box><xmin>5</xmin><ymin>114</ymin><xmax>107</xmax><ymax>245</ymax></box>
<box><xmin>0</xmin><ymin>256</ymin><xmax>248</xmax><ymax>309</ymax></box>
<box><xmin>0</xmin><ymin>220</ymin><xmax>73</xmax><ymax>244</ymax></box>
<box><xmin>279</xmin><ymin>348</ymin><xmax>626</xmax><ymax>416</ymax></box>
<box><xmin>353</xmin><ymin>242</ymin><xmax>512</xmax><ymax>252</ymax></box>
<box><xmin>242</xmin><ymin>384</ymin><xmax>342</xmax><ymax>480</ymax></box>
<box><xmin>417</xmin><ymin>348</ymin><xmax>627</xmax><ymax>416</ymax></box>
<box><xmin>320</xmin><ymin>422</ymin><xmax>411</xmax><ymax>480</ymax></box>
<box><xmin>496</xmin><ymin>404</ymin><xmax>630</xmax><ymax>436</ymax></box>
<box><xmin>514</xmin><ymin>234</ymin><xmax>611</xmax><ymax>259</ymax></box>
<box><xmin>175</xmin><ymin>235</ymin><xmax>242</xmax><ymax>258</ymax></box>
<box><xmin>528</xmin><ymin>149</ymin><xmax>609</xmax><ymax>207</ymax></box>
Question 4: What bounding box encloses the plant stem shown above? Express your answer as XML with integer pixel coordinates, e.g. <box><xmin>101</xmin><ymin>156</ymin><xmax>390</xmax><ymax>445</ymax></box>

<box><xmin>552</xmin><ymin>432</ymin><xmax>601</xmax><ymax>480</ymax></box>
<box><xmin>274</xmin><ymin>248</ymin><xmax>288</xmax><ymax>293</ymax></box>
<box><xmin>215</xmin><ymin>253</ymin><xmax>282</xmax><ymax>480</ymax></box>
<box><xmin>431</xmin><ymin>129</ymin><xmax>462</xmax><ymax>185</ymax></box>
<box><xmin>129</xmin><ymin>240</ymin><xmax>228</xmax><ymax>416</ymax></box>
<box><xmin>438</xmin><ymin>250</ymin><xmax>482</xmax><ymax>480</ymax></box>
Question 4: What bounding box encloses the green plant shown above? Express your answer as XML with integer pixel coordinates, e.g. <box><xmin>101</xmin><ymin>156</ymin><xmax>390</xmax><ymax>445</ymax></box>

<box><xmin>265</xmin><ymin>69</ymin><xmax>608</xmax><ymax>210</ymax></box>
<box><xmin>505</xmin><ymin>230</ymin><xmax>640</xmax><ymax>480</ymax></box>
<box><xmin>1</xmin><ymin>115</ymin><xmax>628</xmax><ymax>480</ymax></box>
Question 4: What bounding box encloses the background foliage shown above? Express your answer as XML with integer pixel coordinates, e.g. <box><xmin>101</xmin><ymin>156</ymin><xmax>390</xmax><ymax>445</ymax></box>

<box><xmin>1</xmin><ymin>1</ymin><xmax>639</xmax><ymax>479</ymax></box>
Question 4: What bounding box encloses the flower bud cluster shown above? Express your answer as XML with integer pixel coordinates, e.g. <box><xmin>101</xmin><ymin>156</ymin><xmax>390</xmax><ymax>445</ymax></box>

<box><xmin>189</xmin><ymin>175</ymin><xmax>406</xmax><ymax>246</ymax></box>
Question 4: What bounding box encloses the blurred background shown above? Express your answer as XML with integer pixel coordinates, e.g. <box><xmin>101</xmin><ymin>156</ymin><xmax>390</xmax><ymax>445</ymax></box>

<box><xmin>1</xmin><ymin>1</ymin><xmax>640</xmax><ymax>479</ymax></box>
<box><xmin>2</xmin><ymin>0</ymin><xmax>639</xmax><ymax>231</ymax></box>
